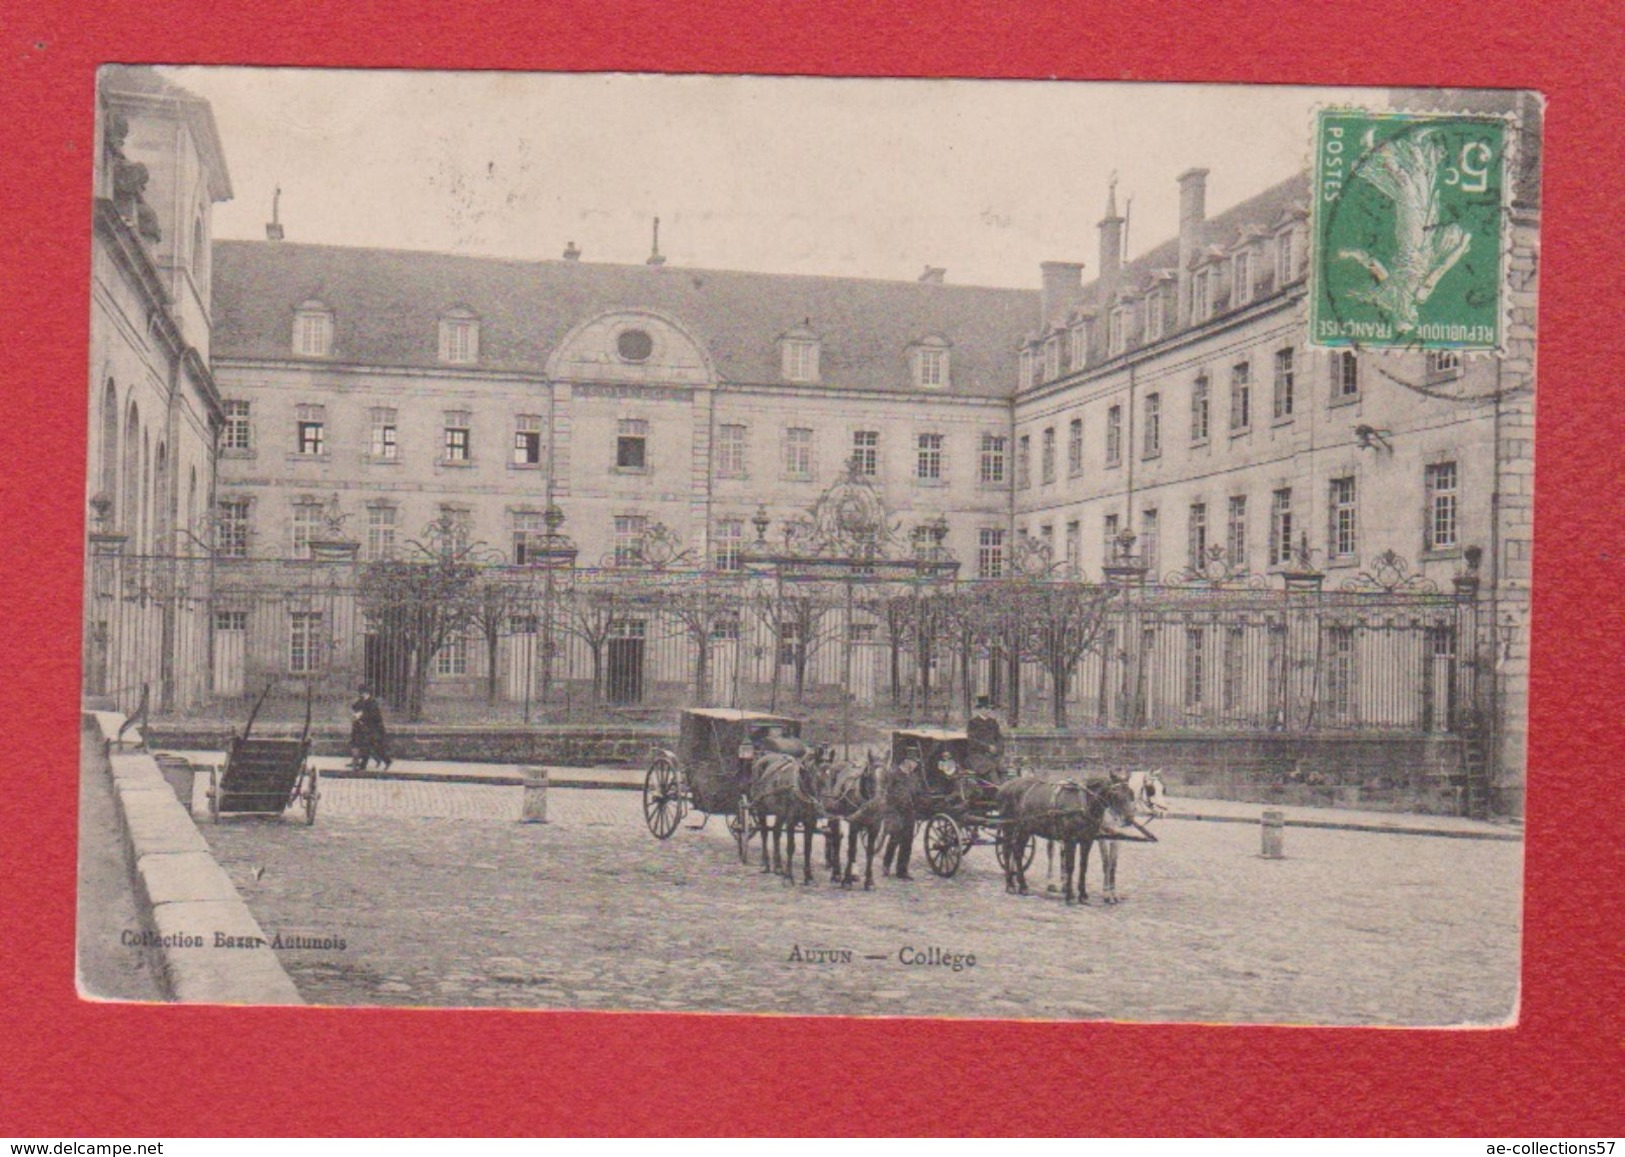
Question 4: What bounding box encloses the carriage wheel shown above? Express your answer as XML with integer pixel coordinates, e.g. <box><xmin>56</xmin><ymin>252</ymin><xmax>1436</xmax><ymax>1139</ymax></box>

<box><xmin>303</xmin><ymin>766</ymin><xmax>319</xmax><ymax>827</ymax></box>
<box><xmin>995</xmin><ymin>829</ymin><xmax>1035</xmax><ymax>873</ymax></box>
<box><xmin>729</xmin><ymin>797</ymin><xmax>752</xmax><ymax>864</ymax></box>
<box><xmin>642</xmin><ymin>755</ymin><xmax>685</xmax><ymax>839</ymax></box>
<box><xmin>923</xmin><ymin>814</ymin><xmax>964</xmax><ymax>878</ymax></box>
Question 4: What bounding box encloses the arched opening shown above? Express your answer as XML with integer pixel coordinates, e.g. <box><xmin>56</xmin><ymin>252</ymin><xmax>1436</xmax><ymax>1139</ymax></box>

<box><xmin>99</xmin><ymin>379</ymin><xmax>119</xmax><ymax>513</ymax></box>
<box><xmin>121</xmin><ymin>399</ymin><xmax>140</xmax><ymax>538</ymax></box>
<box><xmin>153</xmin><ymin>442</ymin><xmax>169</xmax><ymax>553</ymax></box>
<box><xmin>140</xmin><ymin>431</ymin><xmax>150</xmax><ymax>554</ymax></box>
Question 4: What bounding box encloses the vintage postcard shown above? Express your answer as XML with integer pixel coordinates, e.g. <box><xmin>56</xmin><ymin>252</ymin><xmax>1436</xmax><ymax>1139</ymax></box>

<box><xmin>80</xmin><ymin>69</ymin><xmax>1539</xmax><ymax>1024</ymax></box>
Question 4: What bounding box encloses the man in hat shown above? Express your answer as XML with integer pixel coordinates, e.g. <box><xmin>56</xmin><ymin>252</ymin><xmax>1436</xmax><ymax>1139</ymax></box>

<box><xmin>349</xmin><ymin>685</ymin><xmax>392</xmax><ymax>771</ymax></box>
<box><xmin>965</xmin><ymin>695</ymin><xmax>1005</xmax><ymax>780</ymax></box>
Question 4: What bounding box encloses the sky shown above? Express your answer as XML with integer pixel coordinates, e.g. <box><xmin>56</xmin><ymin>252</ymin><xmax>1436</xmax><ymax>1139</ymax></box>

<box><xmin>163</xmin><ymin>69</ymin><xmax>1380</xmax><ymax>289</ymax></box>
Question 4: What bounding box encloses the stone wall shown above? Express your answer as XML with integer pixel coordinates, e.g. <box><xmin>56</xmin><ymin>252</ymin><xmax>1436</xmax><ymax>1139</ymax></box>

<box><xmin>1008</xmin><ymin>730</ymin><xmax>1473</xmax><ymax>815</ymax></box>
<box><xmin>147</xmin><ymin>722</ymin><xmax>673</xmax><ymax>767</ymax></box>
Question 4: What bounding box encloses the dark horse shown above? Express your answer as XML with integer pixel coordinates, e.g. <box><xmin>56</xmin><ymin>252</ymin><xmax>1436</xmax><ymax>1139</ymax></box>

<box><xmin>996</xmin><ymin>774</ymin><xmax>1137</xmax><ymax>905</ymax></box>
<box><xmin>748</xmin><ymin>749</ymin><xmax>828</xmax><ymax>885</ymax></box>
<box><xmin>821</xmin><ymin>751</ymin><xmax>921</xmax><ymax>890</ymax></box>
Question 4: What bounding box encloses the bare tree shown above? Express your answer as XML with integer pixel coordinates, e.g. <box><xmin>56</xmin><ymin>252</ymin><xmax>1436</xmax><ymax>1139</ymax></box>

<box><xmin>468</xmin><ymin>573</ymin><xmax>529</xmax><ymax>705</ymax></box>
<box><xmin>662</xmin><ymin>575</ymin><xmax>745</xmax><ymax>703</ymax></box>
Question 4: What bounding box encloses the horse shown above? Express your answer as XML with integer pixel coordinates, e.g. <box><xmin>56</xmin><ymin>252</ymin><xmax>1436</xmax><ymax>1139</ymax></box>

<box><xmin>1044</xmin><ymin>768</ymin><xmax>1168</xmax><ymax>902</ymax></box>
<box><xmin>748</xmin><ymin>747</ymin><xmax>829</xmax><ymax>886</ymax></box>
<box><xmin>997</xmin><ymin>773</ymin><xmax>1137</xmax><ymax>905</ymax></box>
<box><xmin>821</xmin><ymin>751</ymin><xmax>922</xmax><ymax>890</ymax></box>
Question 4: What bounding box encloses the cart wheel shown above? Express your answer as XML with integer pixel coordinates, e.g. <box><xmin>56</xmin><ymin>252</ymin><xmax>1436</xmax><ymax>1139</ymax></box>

<box><xmin>643</xmin><ymin>755</ymin><xmax>685</xmax><ymax>839</ymax></box>
<box><xmin>995</xmin><ymin>829</ymin><xmax>1035</xmax><ymax>873</ymax></box>
<box><xmin>304</xmin><ymin>766</ymin><xmax>319</xmax><ymax>826</ymax></box>
<box><xmin>923</xmin><ymin>813</ymin><xmax>964</xmax><ymax>878</ymax></box>
<box><xmin>729</xmin><ymin>797</ymin><xmax>752</xmax><ymax>863</ymax></box>
<box><xmin>208</xmin><ymin>766</ymin><xmax>221</xmax><ymax>824</ymax></box>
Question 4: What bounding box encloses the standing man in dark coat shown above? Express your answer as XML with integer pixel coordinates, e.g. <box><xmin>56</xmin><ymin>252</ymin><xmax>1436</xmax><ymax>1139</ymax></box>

<box><xmin>965</xmin><ymin>695</ymin><xmax>1005</xmax><ymax>780</ymax></box>
<box><xmin>349</xmin><ymin>685</ymin><xmax>392</xmax><ymax>771</ymax></box>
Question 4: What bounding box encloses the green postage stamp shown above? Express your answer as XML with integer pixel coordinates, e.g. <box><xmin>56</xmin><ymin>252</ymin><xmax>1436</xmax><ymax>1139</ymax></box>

<box><xmin>1310</xmin><ymin>109</ymin><xmax>1509</xmax><ymax>352</ymax></box>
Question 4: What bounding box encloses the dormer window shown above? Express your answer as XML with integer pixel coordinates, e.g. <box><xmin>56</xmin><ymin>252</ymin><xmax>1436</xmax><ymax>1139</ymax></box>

<box><xmin>1234</xmin><ymin>250</ymin><xmax>1255</xmax><ymax>306</ymax></box>
<box><xmin>1108</xmin><ymin>304</ymin><xmax>1134</xmax><ymax>357</ymax></box>
<box><xmin>1068</xmin><ymin>321</ymin><xmax>1089</xmax><ymax>369</ymax></box>
<box><xmin>910</xmin><ymin>336</ymin><xmax>951</xmax><ymax>389</ymax></box>
<box><xmin>439</xmin><ymin>309</ymin><xmax>480</xmax><ymax>365</ymax></box>
<box><xmin>1276</xmin><ymin>229</ymin><xmax>1298</xmax><ymax>286</ymax></box>
<box><xmin>1020</xmin><ymin>348</ymin><xmax>1038</xmax><ymax>390</ymax></box>
<box><xmin>1145</xmin><ymin>290</ymin><xmax>1166</xmax><ymax>342</ymax></box>
<box><xmin>1191</xmin><ymin>270</ymin><xmax>1212</xmax><ymax>323</ymax></box>
<box><xmin>1044</xmin><ymin>336</ymin><xmax>1061</xmax><ymax>381</ymax></box>
<box><xmin>780</xmin><ymin>328</ymin><xmax>821</xmax><ymax>383</ymax></box>
<box><xmin>293</xmin><ymin>301</ymin><xmax>333</xmax><ymax>358</ymax></box>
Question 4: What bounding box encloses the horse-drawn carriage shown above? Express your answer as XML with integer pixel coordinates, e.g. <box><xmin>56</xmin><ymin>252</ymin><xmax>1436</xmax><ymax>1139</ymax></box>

<box><xmin>890</xmin><ymin>727</ymin><xmax>1034</xmax><ymax>879</ymax></box>
<box><xmin>642</xmin><ymin>708</ymin><xmax>803</xmax><ymax>857</ymax></box>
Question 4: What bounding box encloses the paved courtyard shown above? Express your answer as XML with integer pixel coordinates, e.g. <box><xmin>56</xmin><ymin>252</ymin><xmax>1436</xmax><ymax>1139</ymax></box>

<box><xmin>198</xmin><ymin>779</ymin><xmax>1521</xmax><ymax>1025</ymax></box>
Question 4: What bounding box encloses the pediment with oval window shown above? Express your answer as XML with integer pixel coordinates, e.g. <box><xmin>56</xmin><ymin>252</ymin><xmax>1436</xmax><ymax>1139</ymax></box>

<box><xmin>547</xmin><ymin>310</ymin><xmax>717</xmax><ymax>388</ymax></box>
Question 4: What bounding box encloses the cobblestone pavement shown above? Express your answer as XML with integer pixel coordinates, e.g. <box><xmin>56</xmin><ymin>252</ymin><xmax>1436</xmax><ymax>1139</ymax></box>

<box><xmin>198</xmin><ymin>778</ymin><xmax>1521</xmax><ymax>1025</ymax></box>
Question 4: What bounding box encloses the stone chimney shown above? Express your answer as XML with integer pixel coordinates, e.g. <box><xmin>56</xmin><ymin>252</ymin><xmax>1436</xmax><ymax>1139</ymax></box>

<box><xmin>1040</xmin><ymin>261</ymin><xmax>1085</xmax><ymax>329</ymax></box>
<box><xmin>265</xmin><ymin>186</ymin><xmax>284</xmax><ymax>242</ymax></box>
<box><xmin>918</xmin><ymin>266</ymin><xmax>947</xmax><ymax>284</ymax></box>
<box><xmin>563</xmin><ymin>241</ymin><xmax>581</xmax><ymax>261</ymax></box>
<box><xmin>1176</xmin><ymin>168</ymin><xmax>1209</xmax><ymax>326</ymax></box>
<box><xmin>1097</xmin><ymin>177</ymin><xmax>1125</xmax><ymax>277</ymax></box>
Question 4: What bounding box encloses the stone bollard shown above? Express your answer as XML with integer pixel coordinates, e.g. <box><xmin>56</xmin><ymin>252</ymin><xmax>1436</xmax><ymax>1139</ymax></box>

<box><xmin>521</xmin><ymin>766</ymin><xmax>549</xmax><ymax>824</ymax></box>
<box><xmin>1260</xmin><ymin>809</ymin><xmax>1285</xmax><ymax>859</ymax></box>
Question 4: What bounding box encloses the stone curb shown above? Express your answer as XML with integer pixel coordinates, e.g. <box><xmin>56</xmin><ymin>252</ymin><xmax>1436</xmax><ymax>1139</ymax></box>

<box><xmin>92</xmin><ymin>713</ymin><xmax>303</xmax><ymax>1006</ymax></box>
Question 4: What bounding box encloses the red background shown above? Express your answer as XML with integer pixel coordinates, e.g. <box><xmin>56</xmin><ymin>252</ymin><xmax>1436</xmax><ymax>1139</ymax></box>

<box><xmin>3</xmin><ymin>0</ymin><xmax>1622</xmax><ymax>1136</ymax></box>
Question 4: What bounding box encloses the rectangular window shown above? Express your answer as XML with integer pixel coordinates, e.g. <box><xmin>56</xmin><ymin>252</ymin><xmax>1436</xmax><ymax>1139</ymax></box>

<box><xmin>1143</xmin><ymin>393</ymin><xmax>1161</xmax><ymax>458</ymax></box>
<box><xmin>916</xmin><ymin>347</ymin><xmax>947</xmax><ymax>388</ymax></box>
<box><xmin>1109</xmin><ymin>309</ymin><xmax>1129</xmax><ymax>356</ymax></box>
<box><xmin>1326</xmin><ymin>627</ymin><xmax>1356</xmax><ymax>722</ymax></box>
<box><xmin>1140</xmin><ymin>509</ymin><xmax>1159</xmax><ymax>575</ymax></box>
<box><xmin>367</xmin><ymin>408</ymin><xmax>398</xmax><ymax>459</ymax></box>
<box><xmin>443</xmin><ymin>411</ymin><xmax>471</xmax><ymax>462</ymax></box>
<box><xmin>1234</xmin><ymin>250</ymin><xmax>1253</xmax><ymax>305</ymax></box>
<box><xmin>977</xmin><ymin>528</ymin><xmax>1006</xmax><ymax>579</ymax></box>
<box><xmin>852</xmin><ymin>430</ymin><xmax>879</xmax><ymax>476</ymax></box>
<box><xmin>1040</xmin><ymin>427</ymin><xmax>1056</xmax><ymax>484</ymax></box>
<box><xmin>289</xmin><ymin>611</ymin><xmax>323</xmax><ymax>674</ymax></box>
<box><xmin>295</xmin><ymin>312</ymin><xmax>332</xmax><ymax>358</ymax></box>
<box><xmin>1192</xmin><ymin>271</ymin><xmax>1210</xmax><ymax>321</ymax></box>
<box><xmin>1067</xmin><ymin>418</ymin><xmax>1084</xmax><ymax>476</ymax></box>
<box><xmin>1230</xmin><ymin>362</ymin><xmax>1251</xmax><ymax>431</ymax></box>
<box><xmin>291</xmin><ymin>502</ymin><xmax>322</xmax><ymax>560</ymax></box>
<box><xmin>216</xmin><ymin>499</ymin><xmax>250</xmax><ymax>558</ymax></box>
<box><xmin>1044</xmin><ymin>338</ymin><xmax>1060</xmax><ymax>381</ymax></box>
<box><xmin>1020</xmin><ymin>350</ymin><xmax>1037</xmax><ymax>390</ymax></box>
<box><xmin>784</xmin><ymin>427</ymin><xmax>813</xmax><ymax>478</ymax></box>
<box><xmin>1191</xmin><ymin>375</ymin><xmax>1210</xmax><ymax>443</ymax></box>
<box><xmin>1270</xmin><ymin>488</ymin><xmax>1294</xmax><ymax>566</ymax></box>
<box><xmin>1276</xmin><ymin>231</ymin><xmax>1296</xmax><ymax>285</ymax></box>
<box><xmin>916</xmin><ymin>432</ymin><xmax>944</xmax><ymax>481</ymax></box>
<box><xmin>223</xmin><ymin>400</ymin><xmax>252</xmax><ymax>451</ymax></box>
<box><xmin>1103</xmin><ymin>513</ymin><xmax>1120</xmax><ymax>562</ymax></box>
<box><xmin>1329</xmin><ymin>476</ymin><xmax>1358</xmax><ymax>559</ymax></box>
<box><xmin>617</xmin><ymin>419</ymin><xmax>649</xmax><ymax>470</ymax></box>
<box><xmin>366</xmin><ymin>505</ymin><xmax>397</xmax><ymax>561</ymax></box>
<box><xmin>1105</xmin><ymin>405</ymin><xmax>1122</xmax><ymax>466</ymax></box>
<box><xmin>1187</xmin><ymin>502</ymin><xmax>1208</xmax><ymax>568</ymax></box>
<box><xmin>1184</xmin><ymin>627</ymin><xmax>1205</xmax><ymax>710</ymax></box>
<box><xmin>1146</xmin><ymin>291</ymin><xmax>1165</xmax><ymax>342</ymax></box>
<box><xmin>1068</xmin><ymin>324</ymin><xmax>1087</xmax><ymax>370</ymax></box>
<box><xmin>1426</xmin><ymin>350</ymin><xmax>1462</xmax><ymax>382</ymax></box>
<box><xmin>717</xmin><ymin>424</ymin><xmax>748</xmax><ymax>478</ymax></box>
<box><xmin>437</xmin><ymin>634</ymin><xmax>469</xmax><ymax>677</ymax></box>
<box><xmin>1332</xmin><ymin>350</ymin><xmax>1360</xmax><ymax>400</ymax></box>
<box><xmin>511</xmin><ymin>509</ymin><xmax>546</xmax><ymax>565</ymax></box>
<box><xmin>440</xmin><ymin>318</ymin><xmax>477</xmax><ymax>364</ymax></box>
<box><xmin>1226</xmin><ymin>495</ymin><xmax>1248</xmax><ymax>566</ymax></box>
<box><xmin>513</xmin><ymin>415</ymin><xmax>542</xmax><ymax>466</ymax></box>
<box><xmin>1064</xmin><ymin>520</ymin><xmax>1081</xmax><ymax>575</ymax></box>
<box><xmin>215</xmin><ymin>610</ymin><xmax>247</xmax><ymax>633</ymax></box>
<box><xmin>1273</xmin><ymin>348</ymin><xmax>1295</xmax><ymax>420</ymax></box>
<box><xmin>1016</xmin><ymin>435</ymin><xmax>1032</xmax><ymax>489</ymax></box>
<box><xmin>438</xmin><ymin>507</ymin><xmax>472</xmax><ymax>553</ymax></box>
<box><xmin>783</xmin><ymin>339</ymin><xmax>817</xmax><ymax>382</ymax></box>
<box><xmin>295</xmin><ymin>405</ymin><xmax>326</xmax><ymax>456</ymax></box>
<box><xmin>714</xmin><ymin>518</ymin><xmax>744</xmax><ymax>572</ymax></box>
<box><xmin>1425</xmin><ymin>462</ymin><xmax>1459</xmax><ymax>552</ymax></box>
<box><xmin>613</xmin><ymin>515</ymin><xmax>648</xmax><ymax>567</ymax></box>
<box><xmin>979</xmin><ymin>433</ymin><xmax>1006</xmax><ymax>485</ymax></box>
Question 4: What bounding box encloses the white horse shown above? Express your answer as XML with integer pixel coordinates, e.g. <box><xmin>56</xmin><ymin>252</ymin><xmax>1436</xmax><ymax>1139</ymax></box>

<box><xmin>1045</xmin><ymin>769</ymin><xmax>1167</xmax><ymax>904</ymax></box>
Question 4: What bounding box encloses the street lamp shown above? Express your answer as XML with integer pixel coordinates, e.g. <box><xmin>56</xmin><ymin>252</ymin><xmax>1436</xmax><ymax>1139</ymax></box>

<box><xmin>525</xmin><ymin>503</ymin><xmax>578</xmax><ymax>723</ymax></box>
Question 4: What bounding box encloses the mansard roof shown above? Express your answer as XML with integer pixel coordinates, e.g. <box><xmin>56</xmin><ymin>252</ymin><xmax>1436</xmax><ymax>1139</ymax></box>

<box><xmin>210</xmin><ymin>242</ymin><xmax>1038</xmax><ymax>398</ymax></box>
